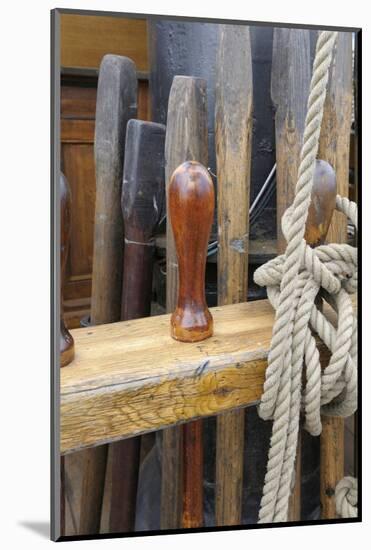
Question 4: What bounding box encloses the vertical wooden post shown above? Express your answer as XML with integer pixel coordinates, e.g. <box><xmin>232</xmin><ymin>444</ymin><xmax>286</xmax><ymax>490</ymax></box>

<box><xmin>271</xmin><ymin>28</ymin><xmax>311</xmax><ymax>521</ymax></box>
<box><xmin>60</xmin><ymin>172</ymin><xmax>74</xmax><ymax>537</ymax></box>
<box><xmin>215</xmin><ymin>24</ymin><xmax>253</xmax><ymax>526</ymax></box>
<box><xmin>320</xmin><ymin>418</ymin><xmax>345</xmax><ymax>518</ymax></box>
<box><xmin>319</xmin><ymin>32</ymin><xmax>353</xmax><ymax>244</ymax></box>
<box><xmin>107</xmin><ymin>120</ymin><xmax>166</xmax><ymax>533</ymax></box>
<box><xmin>91</xmin><ymin>54</ymin><xmax>137</xmax><ymax>325</ymax></box>
<box><xmin>271</xmin><ymin>28</ymin><xmax>311</xmax><ymax>255</ymax></box>
<box><xmin>161</xmin><ymin>76</ymin><xmax>208</xmax><ymax>529</ymax></box>
<box><xmin>318</xmin><ymin>31</ymin><xmax>353</xmax><ymax>520</ymax></box>
<box><xmin>287</xmin><ymin>429</ymin><xmax>302</xmax><ymax>522</ymax></box>
<box><xmin>79</xmin><ymin>54</ymin><xmax>137</xmax><ymax>535</ymax></box>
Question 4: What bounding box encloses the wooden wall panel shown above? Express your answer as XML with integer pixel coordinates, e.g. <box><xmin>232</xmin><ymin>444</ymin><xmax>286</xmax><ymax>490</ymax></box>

<box><xmin>61</xmin><ymin>14</ymin><xmax>148</xmax><ymax>71</ymax></box>
<box><xmin>60</xmin><ymin>15</ymin><xmax>150</xmax><ymax>328</ymax></box>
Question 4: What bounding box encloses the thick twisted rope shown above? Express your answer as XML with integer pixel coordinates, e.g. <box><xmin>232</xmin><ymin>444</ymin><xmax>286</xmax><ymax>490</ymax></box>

<box><xmin>254</xmin><ymin>31</ymin><xmax>358</xmax><ymax>523</ymax></box>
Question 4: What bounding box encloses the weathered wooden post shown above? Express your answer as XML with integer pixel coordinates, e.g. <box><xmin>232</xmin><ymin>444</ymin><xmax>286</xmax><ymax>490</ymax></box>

<box><xmin>79</xmin><ymin>54</ymin><xmax>137</xmax><ymax>534</ymax></box>
<box><xmin>215</xmin><ymin>24</ymin><xmax>253</xmax><ymax>526</ymax></box>
<box><xmin>161</xmin><ymin>76</ymin><xmax>208</xmax><ymax>529</ymax></box>
<box><xmin>91</xmin><ymin>54</ymin><xmax>137</xmax><ymax>325</ymax></box>
<box><xmin>271</xmin><ymin>27</ymin><xmax>311</xmax><ymax>521</ymax></box>
<box><xmin>60</xmin><ymin>171</ymin><xmax>74</xmax><ymax>537</ymax></box>
<box><xmin>60</xmin><ymin>172</ymin><xmax>75</xmax><ymax>369</ymax></box>
<box><xmin>108</xmin><ymin>119</ymin><xmax>166</xmax><ymax>533</ymax></box>
<box><xmin>318</xmin><ymin>31</ymin><xmax>353</xmax><ymax>520</ymax></box>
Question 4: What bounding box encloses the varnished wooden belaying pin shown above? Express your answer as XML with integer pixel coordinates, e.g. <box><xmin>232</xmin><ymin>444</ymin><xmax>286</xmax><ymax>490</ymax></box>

<box><xmin>169</xmin><ymin>160</ymin><xmax>214</xmax><ymax>342</ymax></box>
<box><xmin>305</xmin><ymin>159</ymin><xmax>337</xmax><ymax>246</ymax></box>
<box><xmin>60</xmin><ymin>172</ymin><xmax>74</xmax><ymax>367</ymax></box>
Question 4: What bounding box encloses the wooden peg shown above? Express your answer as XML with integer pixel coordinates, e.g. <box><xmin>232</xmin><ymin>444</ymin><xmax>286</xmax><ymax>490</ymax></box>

<box><xmin>305</xmin><ymin>160</ymin><xmax>336</xmax><ymax>246</ymax></box>
<box><xmin>60</xmin><ymin>172</ymin><xmax>74</xmax><ymax>368</ymax></box>
<box><xmin>169</xmin><ymin>161</ymin><xmax>214</xmax><ymax>343</ymax></box>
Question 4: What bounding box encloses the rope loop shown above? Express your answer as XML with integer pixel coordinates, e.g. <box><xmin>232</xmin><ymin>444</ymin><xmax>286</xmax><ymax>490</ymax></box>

<box><xmin>335</xmin><ymin>477</ymin><xmax>358</xmax><ymax>518</ymax></box>
<box><xmin>253</xmin><ymin>30</ymin><xmax>358</xmax><ymax>523</ymax></box>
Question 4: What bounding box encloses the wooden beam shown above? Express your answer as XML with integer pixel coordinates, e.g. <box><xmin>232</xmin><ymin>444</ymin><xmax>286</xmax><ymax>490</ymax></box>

<box><xmin>215</xmin><ymin>24</ymin><xmax>253</xmax><ymax>526</ymax></box>
<box><xmin>60</xmin><ymin>295</ymin><xmax>354</xmax><ymax>457</ymax></box>
<box><xmin>61</xmin><ymin>299</ymin><xmax>271</xmax><ymax>455</ymax></box>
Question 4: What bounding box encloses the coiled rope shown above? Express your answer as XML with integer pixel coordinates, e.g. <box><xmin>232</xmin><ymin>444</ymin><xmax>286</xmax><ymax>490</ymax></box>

<box><xmin>254</xmin><ymin>30</ymin><xmax>358</xmax><ymax>523</ymax></box>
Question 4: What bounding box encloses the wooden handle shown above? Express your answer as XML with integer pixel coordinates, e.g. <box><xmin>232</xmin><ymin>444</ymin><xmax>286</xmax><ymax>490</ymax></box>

<box><xmin>305</xmin><ymin>160</ymin><xmax>336</xmax><ymax>246</ymax></box>
<box><xmin>60</xmin><ymin>172</ymin><xmax>74</xmax><ymax>368</ymax></box>
<box><xmin>169</xmin><ymin>161</ymin><xmax>214</xmax><ymax>342</ymax></box>
<box><xmin>121</xmin><ymin>119</ymin><xmax>166</xmax><ymax>321</ymax></box>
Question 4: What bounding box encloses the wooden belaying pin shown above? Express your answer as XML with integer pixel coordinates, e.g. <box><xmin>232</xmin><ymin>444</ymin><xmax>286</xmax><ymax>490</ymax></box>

<box><xmin>60</xmin><ymin>172</ymin><xmax>74</xmax><ymax>367</ymax></box>
<box><xmin>169</xmin><ymin>161</ymin><xmax>214</xmax><ymax>342</ymax></box>
<box><xmin>305</xmin><ymin>160</ymin><xmax>337</xmax><ymax>246</ymax></box>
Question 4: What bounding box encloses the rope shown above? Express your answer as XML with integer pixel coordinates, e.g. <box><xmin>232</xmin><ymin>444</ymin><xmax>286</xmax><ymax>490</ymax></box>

<box><xmin>254</xmin><ymin>30</ymin><xmax>358</xmax><ymax>523</ymax></box>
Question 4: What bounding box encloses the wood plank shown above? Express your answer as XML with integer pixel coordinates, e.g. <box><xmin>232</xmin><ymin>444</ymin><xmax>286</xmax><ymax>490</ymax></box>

<box><xmin>162</xmin><ymin>75</ymin><xmax>208</xmax><ymax>529</ymax></box>
<box><xmin>61</xmin><ymin>299</ymin><xmax>271</xmax><ymax>455</ymax></box>
<box><xmin>271</xmin><ymin>28</ymin><xmax>311</xmax><ymax>254</ymax></box>
<box><xmin>61</xmin><ymin>14</ymin><xmax>148</xmax><ymax>71</ymax></box>
<box><xmin>61</xmin><ymin>119</ymin><xmax>95</xmax><ymax>143</ymax></box>
<box><xmin>60</xmin><ymin>297</ymin><xmax>351</xmax><ymax>455</ymax></box>
<box><xmin>215</xmin><ymin>24</ymin><xmax>253</xmax><ymax>526</ymax></box>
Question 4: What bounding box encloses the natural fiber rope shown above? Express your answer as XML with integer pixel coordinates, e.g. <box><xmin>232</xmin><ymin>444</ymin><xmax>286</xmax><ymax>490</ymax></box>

<box><xmin>254</xmin><ymin>30</ymin><xmax>358</xmax><ymax>523</ymax></box>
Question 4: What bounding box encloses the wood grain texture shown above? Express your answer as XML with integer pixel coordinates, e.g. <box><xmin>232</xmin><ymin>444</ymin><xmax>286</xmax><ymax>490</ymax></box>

<box><xmin>215</xmin><ymin>24</ymin><xmax>253</xmax><ymax>526</ymax></box>
<box><xmin>61</xmin><ymin>14</ymin><xmax>148</xmax><ymax>71</ymax></box>
<box><xmin>318</xmin><ymin>31</ymin><xmax>353</xmax><ymax>244</ymax></box>
<box><xmin>271</xmin><ymin>28</ymin><xmax>311</xmax><ymax>253</ymax></box>
<box><xmin>61</xmin><ymin>299</ymin><xmax>272</xmax><ymax>455</ymax></box>
<box><xmin>165</xmin><ymin>76</ymin><xmax>208</xmax><ymax>310</ymax></box>
<box><xmin>287</xmin><ymin>430</ymin><xmax>302</xmax><ymax>522</ymax></box>
<box><xmin>78</xmin><ymin>445</ymin><xmax>108</xmax><ymax>534</ymax></box>
<box><xmin>320</xmin><ymin>417</ymin><xmax>345</xmax><ymax>519</ymax></box>
<box><xmin>318</xmin><ymin>31</ymin><xmax>353</xmax><ymax>520</ymax></box>
<box><xmin>270</xmin><ymin>29</ymin><xmax>311</xmax><ymax>522</ymax></box>
<box><xmin>91</xmin><ymin>54</ymin><xmax>137</xmax><ymax>326</ymax></box>
<box><xmin>162</xmin><ymin>75</ymin><xmax>208</xmax><ymax>529</ymax></box>
<box><xmin>60</xmin><ymin>172</ymin><xmax>75</xmax><ymax>368</ymax></box>
<box><xmin>79</xmin><ymin>54</ymin><xmax>137</xmax><ymax>536</ymax></box>
<box><xmin>305</xmin><ymin>161</ymin><xmax>336</xmax><ymax>246</ymax></box>
<box><xmin>169</xmin><ymin>162</ymin><xmax>214</xmax><ymax>343</ymax></box>
<box><xmin>169</xmin><ymin>161</ymin><xmax>214</xmax><ymax>529</ymax></box>
<box><xmin>60</xmin><ymin>78</ymin><xmax>150</xmax><ymax>328</ymax></box>
<box><xmin>107</xmin><ymin>120</ymin><xmax>166</xmax><ymax>533</ymax></box>
<box><xmin>60</xmin><ymin>296</ymin><xmax>354</xmax><ymax>456</ymax></box>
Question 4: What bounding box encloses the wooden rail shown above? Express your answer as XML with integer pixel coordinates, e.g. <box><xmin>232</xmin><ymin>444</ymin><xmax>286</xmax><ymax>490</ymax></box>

<box><xmin>60</xmin><ymin>297</ymin><xmax>352</xmax><ymax>455</ymax></box>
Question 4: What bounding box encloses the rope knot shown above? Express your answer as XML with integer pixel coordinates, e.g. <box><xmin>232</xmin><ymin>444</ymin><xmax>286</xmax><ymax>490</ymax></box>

<box><xmin>254</xmin><ymin>194</ymin><xmax>357</xmax><ymax>523</ymax></box>
<box><xmin>335</xmin><ymin>477</ymin><xmax>358</xmax><ymax>518</ymax></box>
